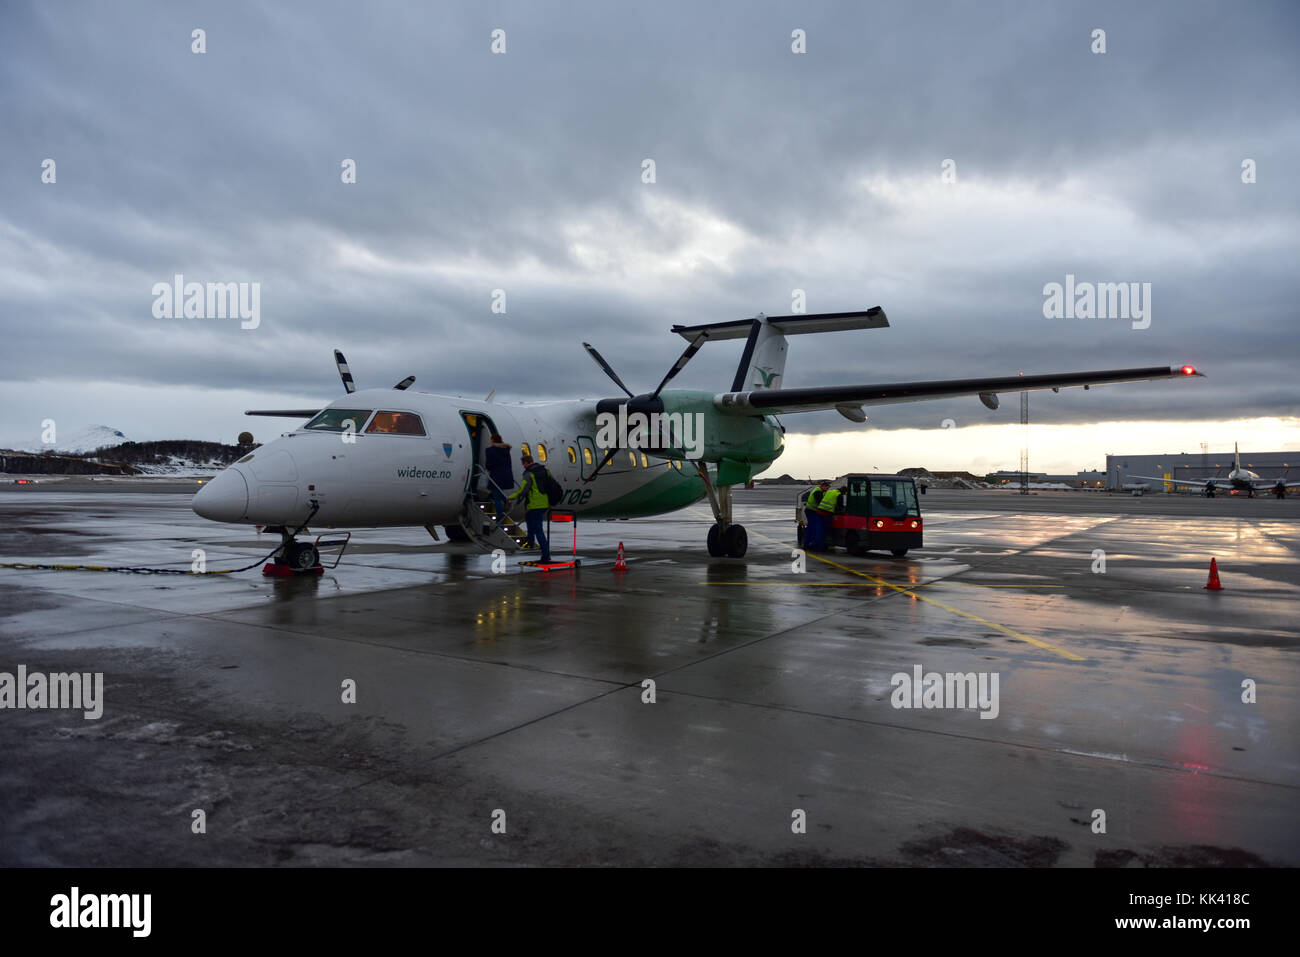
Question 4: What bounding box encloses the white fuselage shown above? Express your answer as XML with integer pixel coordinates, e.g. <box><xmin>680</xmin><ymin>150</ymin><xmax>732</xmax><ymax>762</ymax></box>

<box><xmin>192</xmin><ymin>388</ymin><xmax>709</xmax><ymax>528</ymax></box>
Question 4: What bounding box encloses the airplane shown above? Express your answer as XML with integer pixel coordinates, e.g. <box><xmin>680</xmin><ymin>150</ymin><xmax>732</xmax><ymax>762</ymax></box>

<box><xmin>1127</xmin><ymin>443</ymin><xmax>1298</xmax><ymax>498</ymax></box>
<box><xmin>193</xmin><ymin>307</ymin><xmax>1204</xmax><ymax>567</ymax></box>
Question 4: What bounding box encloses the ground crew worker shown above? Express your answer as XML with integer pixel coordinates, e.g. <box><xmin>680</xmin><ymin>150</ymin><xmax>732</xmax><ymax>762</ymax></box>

<box><xmin>805</xmin><ymin>479</ymin><xmax>832</xmax><ymax>551</ymax></box>
<box><xmin>512</xmin><ymin>454</ymin><xmax>551</xmax><ymax>563</ymax></box>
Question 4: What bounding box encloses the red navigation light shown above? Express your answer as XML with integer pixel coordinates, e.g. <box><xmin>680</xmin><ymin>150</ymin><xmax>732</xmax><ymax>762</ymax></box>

<box><xmin>1181</xmin><ymin>365</ymin><xmax>1197</xmax><ymax>375</ymax></box>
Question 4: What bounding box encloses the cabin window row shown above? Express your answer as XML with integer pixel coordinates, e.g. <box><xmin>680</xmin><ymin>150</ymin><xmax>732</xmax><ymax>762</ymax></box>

<box><xmin>516</xmin><ymin>442</ymin><xmax>682</xmax><ymax>471</ymax></box>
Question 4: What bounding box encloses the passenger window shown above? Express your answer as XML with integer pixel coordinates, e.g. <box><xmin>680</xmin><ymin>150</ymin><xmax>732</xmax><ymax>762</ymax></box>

<box><xmin>567</xmin><ymin>446</ymin><xmax>577</xmax><ymax>464</ymax></box>
<box><xmin>305</xmin><ymin>408</ymin><xmax>372</xmax><ymax>433</ymax></box>
<box><xmin>364</xmin><ymin>411</ymin><xmax>426</xmax><ymax>435</ymax></box>
<box><xmin>521</xmin><ymin>443</ymin><xmax>531</xmax><ymax>458</ymax></box>
<box><xmin>641</xmin><ymin>453</ymin><xmax>649</xmax><ymax>468</ymax></box>
<box><xmin>537</xmin><ymin>443</ymin><xmax>548</xmax><ymax>462</ymax></box>
<box><xmin>583</xmin><ymin>447</ymin><xmax>594</xmax><ymax>465</ymax></box>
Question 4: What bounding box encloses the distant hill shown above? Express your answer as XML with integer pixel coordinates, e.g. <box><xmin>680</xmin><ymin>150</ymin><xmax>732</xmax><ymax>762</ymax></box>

<box><xmin>1</xmin><ymin>439</ymin><xmax>251</xmax><ymax>476</ymax></box>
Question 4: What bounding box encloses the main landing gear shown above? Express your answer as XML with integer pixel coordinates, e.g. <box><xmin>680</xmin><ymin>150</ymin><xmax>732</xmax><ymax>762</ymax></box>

<box><xmin>695</xmin><ymin>464</ymin><xmax>748</xmax><ymax>558</ymax></box>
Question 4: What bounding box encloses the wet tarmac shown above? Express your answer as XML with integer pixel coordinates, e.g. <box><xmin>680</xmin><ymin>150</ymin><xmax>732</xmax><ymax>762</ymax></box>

<box><xmin>1</xmin><ymin>485</ymin><xmax>1296</xmax><ymax>866</ymax></box>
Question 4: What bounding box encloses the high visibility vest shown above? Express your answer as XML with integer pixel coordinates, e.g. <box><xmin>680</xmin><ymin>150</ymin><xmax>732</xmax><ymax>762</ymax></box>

<box><xmin>816</xmin><ymin>488</ymin><xmax>840</xmax><ymax>513</ymax></box>
<box><xmin>513</xmin><ymin>467</ymin><xmax>551</xmax><ymax>510</ymax></box>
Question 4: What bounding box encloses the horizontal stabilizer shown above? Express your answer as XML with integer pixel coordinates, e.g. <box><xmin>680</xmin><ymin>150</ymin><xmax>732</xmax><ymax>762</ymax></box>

<box><xmin>672</xmin><ymin>308</ymin><xmax>887</xmax><ymax>341</ymax></box>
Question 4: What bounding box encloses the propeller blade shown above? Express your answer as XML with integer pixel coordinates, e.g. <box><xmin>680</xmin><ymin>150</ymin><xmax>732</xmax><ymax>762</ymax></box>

<box><xmin>393</xmin><ymin>376</ymin><xmax>415</xmax><ymax>390</ymax></box>
<box><xmin>582</xmin><ymin>447</ymin><xmax>619</xmax><ymax>484</ymax></box>
<box><xmin>334</xmin><ymin>350</ymin><xmax>356</xmax><ymax>394</ymax></box>
<box><xmin>650</xmin><ymin>331</ymin><xmax>709</xmax><ymax>399</ymax></box>
<box><xmin>582</xmin><ymin>342</ymin><xmax>634</xmax><ymax>398</ymax></box>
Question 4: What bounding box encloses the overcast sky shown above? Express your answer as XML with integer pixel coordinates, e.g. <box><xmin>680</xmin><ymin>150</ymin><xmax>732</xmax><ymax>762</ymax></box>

<box><xmin>2</xmin><ymin>0</ymin><xmax>1297</xmax><ymax>472</ymax></box>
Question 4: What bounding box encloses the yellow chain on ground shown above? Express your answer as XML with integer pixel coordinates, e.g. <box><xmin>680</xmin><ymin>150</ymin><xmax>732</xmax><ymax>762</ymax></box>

<box><xmin>0</xmin><ymin>561</ymin><xmax>238</xmax><ymax>575</ymax></box>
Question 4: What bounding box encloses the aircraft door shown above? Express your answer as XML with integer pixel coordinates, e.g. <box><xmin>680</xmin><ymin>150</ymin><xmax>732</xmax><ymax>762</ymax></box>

<box><xmin>460</xmin><ymin>411</ymin><xmax>503</xmax><ymax>498</ymax></box>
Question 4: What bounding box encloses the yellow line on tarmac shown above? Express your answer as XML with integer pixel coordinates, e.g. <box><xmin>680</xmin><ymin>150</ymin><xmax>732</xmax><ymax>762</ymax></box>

<box><xmin>700</xmin><ymin>581</ymin><xmax>1063</xmax><ymax>588</ymax></box>
<box><xmin>740</xmin><ymin>526</ymin><xmax>1085</xmax><ymax>662</ymax></box>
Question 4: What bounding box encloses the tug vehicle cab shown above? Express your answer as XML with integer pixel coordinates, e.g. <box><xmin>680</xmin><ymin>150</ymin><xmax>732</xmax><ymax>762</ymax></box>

<box><xmin>796</xmin><ymin>473</ymin><xmax>923</xmax><ymax>557</ymax></box>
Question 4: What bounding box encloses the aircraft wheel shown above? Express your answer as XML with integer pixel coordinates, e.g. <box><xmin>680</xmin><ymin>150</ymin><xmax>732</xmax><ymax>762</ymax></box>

<box><xmin>723</xmin><ymin>524</ymin><xmax>748</xmax><ymax>558</ymax></box>
<box><xmin>284</xmin><ymin>541</ymin><xmax>320</xmax><ymax>570</ymax></box>
<box><xmin>444</xmin><ymin>524</ymin><xmax>470</xmax><ymax>542</ymax></box>
<box><xmin>890</xmin><ymin>548</ymin><xmax>909</xmax><ymax>558</ymax></box>
<box><xmin>706</xmin><ymin>523</ymin><xmax>724</xmax><ymax>557</ymax></box>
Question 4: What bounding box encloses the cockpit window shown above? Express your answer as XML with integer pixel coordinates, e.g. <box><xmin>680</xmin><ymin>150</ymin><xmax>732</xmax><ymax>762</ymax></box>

<box><xmin>365</xmin><ymin>411</ymin><xmax>426</xmax><ymax>435</ymax></box>
<box><xmin>304</xmin><ymin>408</ymin><xmax>372</xmax><ymax>433</ymax></box>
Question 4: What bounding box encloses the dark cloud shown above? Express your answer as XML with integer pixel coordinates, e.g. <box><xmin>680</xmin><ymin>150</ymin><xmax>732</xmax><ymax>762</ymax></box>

<box><xmin>1</xmin><ymin>0</ymin><xmax>1297</xmax><ymax>441</ymax></box>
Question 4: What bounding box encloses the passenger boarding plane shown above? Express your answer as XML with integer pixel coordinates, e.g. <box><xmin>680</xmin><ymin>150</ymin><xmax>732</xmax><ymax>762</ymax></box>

<box><xmin>193</xmin><ymin>308</ymin><xmax>1203</xmax><ymax>565</ymax></box>
<box><xmin>1128</xmin><ymin>443</ymin><xmax>1297</xmax><ymax>498</ymax></box>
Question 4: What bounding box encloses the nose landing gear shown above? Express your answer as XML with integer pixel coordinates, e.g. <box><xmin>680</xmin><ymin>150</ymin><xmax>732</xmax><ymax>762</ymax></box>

<box><xmin>262</xmin><ymin>502</ymin><xmax>325</xmax><ymax>577</ymax></box>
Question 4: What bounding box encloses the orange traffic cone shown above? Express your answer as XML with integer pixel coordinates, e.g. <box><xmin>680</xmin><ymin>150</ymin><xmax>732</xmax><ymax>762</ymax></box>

<box><xmin>614</xmin><ymin>542</ymin><xmax>627</xmax><ymax>572</ymax></box>
<box><xmin>1204</xmin><ymin>557</ymin><xmax>1223</xmax><ymax>591</ymax></box>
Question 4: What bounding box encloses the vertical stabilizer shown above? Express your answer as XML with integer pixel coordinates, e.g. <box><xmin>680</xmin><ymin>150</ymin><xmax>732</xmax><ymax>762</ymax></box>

<box><xmin>732</xmin><ymin>316</ymin><xmax>789</xmax><ymax>392</ymax></box>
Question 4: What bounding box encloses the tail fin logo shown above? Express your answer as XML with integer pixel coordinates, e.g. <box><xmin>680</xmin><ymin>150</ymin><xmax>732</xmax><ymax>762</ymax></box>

<box><xmin>754</xmin><ymin>366</ymin><xmax>781</xmax><ymax>388</ymax></box>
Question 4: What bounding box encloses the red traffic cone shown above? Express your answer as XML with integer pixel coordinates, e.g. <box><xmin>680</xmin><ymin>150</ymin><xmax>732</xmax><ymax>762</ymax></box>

<box><xmin>1203</xmin><ymin>557</ymin><xmax>1223</xmax><ymax>590</ymax></box>
<box><xmin>614</xmin><ymin>541</ymin><xmax>627</xmax><ymax>572</ymax></box>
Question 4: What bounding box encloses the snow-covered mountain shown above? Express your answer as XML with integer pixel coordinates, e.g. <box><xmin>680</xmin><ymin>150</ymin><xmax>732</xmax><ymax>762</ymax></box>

<box><xmin>0</xmin><ymin>424</ymin><xmax>128</xmax><ymax>454</ymax></box>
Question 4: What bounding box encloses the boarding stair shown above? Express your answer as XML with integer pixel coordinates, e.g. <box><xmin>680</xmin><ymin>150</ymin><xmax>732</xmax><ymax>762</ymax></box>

<box><xmin>457</xmin><ymin>488</ymin><xmax>528</xmax><ymax>554</ymax></box>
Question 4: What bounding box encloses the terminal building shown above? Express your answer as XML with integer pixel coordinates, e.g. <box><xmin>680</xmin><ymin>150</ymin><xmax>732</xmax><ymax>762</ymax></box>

<box><xmin>1107</xmin><ymin>449</ymin><xmax>1298</xmax><ymax>489</ymax></box>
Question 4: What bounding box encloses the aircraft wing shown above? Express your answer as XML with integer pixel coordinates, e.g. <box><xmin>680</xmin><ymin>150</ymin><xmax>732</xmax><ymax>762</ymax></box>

<box><xmin>1128</xmin><ymin>475</ymin><xmax>1300</xmax><ymax>489</ymax></box>
<box><xmin>244</xmin><ymin>409</ymin><xmax>322</xmax><ymax>418</ymax></box>
<box><xmin>1126</xmin><ymin>475</ymin><xmax>1230</xmax><ymax>488</ymax></box>
<box><xmin>711</xmin><ymin>365</ymin><xmax>1202</xmax><ymax>416</ymax></box>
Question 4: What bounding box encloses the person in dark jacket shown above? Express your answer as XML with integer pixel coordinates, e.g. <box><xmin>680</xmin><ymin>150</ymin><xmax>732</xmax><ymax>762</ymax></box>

<box><xmin>484</xmin><ymin>434</ymin><xmax>514</xmax><ymax>521</ymax></box>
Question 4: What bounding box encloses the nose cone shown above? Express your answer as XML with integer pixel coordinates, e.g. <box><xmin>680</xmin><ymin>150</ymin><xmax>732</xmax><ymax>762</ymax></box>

<box><xmin>193</xmin><ymin>467</ymin><xmax>249</xmax><ymax>522</ymax></box>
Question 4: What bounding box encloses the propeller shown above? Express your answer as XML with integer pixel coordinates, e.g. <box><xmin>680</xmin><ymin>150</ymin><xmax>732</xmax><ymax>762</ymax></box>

<box><xmin>582</xmin><ymin>342</ymin><xmax>634</xmax><ymax>398</ymax></box>
<box><xmin>584</xmin><ymin>332</ymin><xmax>709</xmax><ymax>411</ymax></box>
<box><xmin>334</xmin><ymin>350</ymin><xmax>356</xmax><ymax>394</ymax></box>
<box><xmin>581</xmin><ymin>332</ymin><xmax>709</xmax><ymax>483</ymax></box>
<box><xmin>333</xmin><ymin>349</ymin><xmax>416</xmax><ymax>393</ymax></box>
